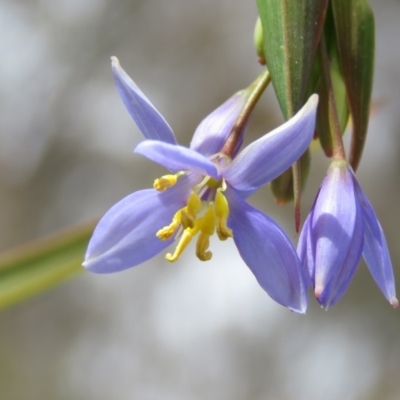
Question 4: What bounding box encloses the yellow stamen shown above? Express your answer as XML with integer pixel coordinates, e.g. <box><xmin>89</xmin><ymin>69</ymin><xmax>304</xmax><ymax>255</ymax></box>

<box><xmin>215</xmin><ymin>189</ymin><xmax>233</xmax><ymax>240</ymax></box>
<box><xmin>216</xmin><ymin>218</ymin><xmax>233</xmax><ymax>241</ymax></box>
<box><xmin>180</xmin><ymin>208</ymin><xmax>194</xmax><ymax>229</ymax></box>
<box><xmin>180</xmin><ymin>192</ymin><xmax>202</xmax><ymax>229</ymax></box>
<box><xmin>153</xmin><ymin>172</ymin><xmax>184</xmax><ymax>191</ymax></box>
<box><xmin>153</xmin><ymin>175</ymin><xmax>177</xmax><ymax>191</ymax></box>
<box><xmin>201</xmin><ymin>206</ymin><xmax>215</xmax><ymax>235</ymax></box>
<box><xmin>187</xmin><ymin>192</ymin><xmax>202</xmax><ymax>215</ymax></box>
<box><xmin>196</xmin><ymin>206</ymin><xmax>215</xmax><ymax>261</ymax></box>
<box><xmin>196</xmin><ymin>233</ymin><xmax>212</xmax><ymax>261</ymax></box>
<box><xmin>165</xmin><ymin>230</ymin><xmax>193</xmax><ymax>262</ymax></box>
<box><xmin>156</xmin><ymin>210</ymin><xmax>181</xmax><ymax>240</ymax></box>
<box><xmin>156</xmin><ymin>178</ymin><xmax>233</xmax><ymax>262</ymax></box>
<box><xmin>166</xmin><ymin>221</ymin><xmax>201</xmax><ymax>262</ymax></box>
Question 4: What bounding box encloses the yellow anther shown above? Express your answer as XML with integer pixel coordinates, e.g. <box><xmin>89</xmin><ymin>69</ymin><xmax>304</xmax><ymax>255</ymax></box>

<box><xmin>215</xmin><ymin>189</ymin><xmax>229</xmax><ymax>218</ymax></box>
<box><xmin>216</xmin><ymin>218</ymin><xmax>233</xmax><ymax>241</ymax></box>
<box><xmin>180</xmin><ymin>192</ymin><xmax>202</xmax><ymax>229</ymax></box>
<box><xmin>165</xmin><ymin>230</ymin><xmax>193</xmax><ymax>262</ymax></box>
<box><xmin>156</xmin><ymin>181</ymin><xmax>233</xmax><ymax>263</ymax></box>
<box><xmin>201</xmin><ymin>206</ymin><xmax>215</xmax><ymax>235</ymax></box>
<box><xmin>196</xmin><ymin>232</ymin><xmax>212</xmax><ymax>261</ymax></box>
<box><xmin>153</xmin><ymin>174</ymin><xmax>178</xmax><ymax>191</ymax></box>
<box><xmin>166</xmin><ymin>221</ymin><xmax>201</xmax><ymax>262</ymax></box>
<box><xmin>195</xmin><ymin>206</ymin><xmax>215</xmax><ymax>261</ymax></box>
<box><xmin>187</xmin><ymin>192</ymin><xmax>202</xmax><ymax>216</ymax></box>
<box><xmin>156</xmin><ymin>210</ymin><xmax>181</xmax><ymax>240</ymax></box>
<box><xmin>215</xmin><ymin>189</ymin><xmax>233</xmax><ymax>240</ymax></box>
<box><xmin>180</xmin><ymin>208</ymin><xmax>195</xmax><ymax>229</ymax></box>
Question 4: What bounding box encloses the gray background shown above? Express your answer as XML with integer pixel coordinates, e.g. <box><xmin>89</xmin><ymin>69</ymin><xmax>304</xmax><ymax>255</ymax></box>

<box><xmin>0</xmin><ymin>0</ymin><xmax>399</xmax><ymax>399</ymax></box>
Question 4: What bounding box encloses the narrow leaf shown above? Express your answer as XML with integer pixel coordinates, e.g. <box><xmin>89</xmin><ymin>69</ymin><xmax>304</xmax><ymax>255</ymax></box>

<box><xmin>332</xmin><ymin>0</ymin><xmax>375</xmax><ymax>171</ymax></box>
<box><xmin>0</xmin><ymin>222</ymin><xmax>95</xmax><ymax>310</ymax></box>
<box><xmin>256</xmin><ymin>0</ymin><xmax>328</xmax><ymax>118</ymax></box>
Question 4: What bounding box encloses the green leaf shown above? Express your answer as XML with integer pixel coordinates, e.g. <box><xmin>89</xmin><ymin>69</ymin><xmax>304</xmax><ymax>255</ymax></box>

<box><xmin>0</xmin><ymin>222</ymin><xmax>95</xmax><ymax>310</ymax></box>
<box><xmin>332</xmin><ymin>0</ymin><xmax>375</xmax><ymax>171</ymax></box>
<box><xmin>256</xmin><ymin>0</ymin><xmax>328</xmax><ymax>118</ymax></box>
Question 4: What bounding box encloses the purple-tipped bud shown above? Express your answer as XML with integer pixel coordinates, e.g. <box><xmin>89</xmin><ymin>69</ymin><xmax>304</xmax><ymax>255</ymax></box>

<box><xmin>298</xmin><ymin>160</ymin><xmax>397</xmax><ymax>308</ymax></box>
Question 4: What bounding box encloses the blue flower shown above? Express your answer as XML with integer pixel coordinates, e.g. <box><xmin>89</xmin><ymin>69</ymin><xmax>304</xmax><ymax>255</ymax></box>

<box><xmin>83</xmin><ymin>57</ymin><xmax>319</xmax><ymax>313</ymax></box>
<box><xmin>298</xmin><ymin>160</ymin><xmax>398</xmax><ymax>309</ymax></box>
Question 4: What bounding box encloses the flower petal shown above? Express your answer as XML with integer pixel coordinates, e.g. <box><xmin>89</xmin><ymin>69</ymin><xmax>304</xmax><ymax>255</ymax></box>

<box><xmin>297</xmin><ymin>211</ymin><xmax>314</xmax><ymax>289</ymax></box>
<box><xmin>309</xmin><ymin>164</ymin><xmax>364</xmax><ymax>307</ymax></box>
<box><xmin>317</xmin><ymin>207</ymin><xmax>364</xmax><ymax>308</ymax></box>
<box><xmin>190</xmin><ymin>91</ymin><xmax>248</xmax><ymax>157</ymax></box>
<box><xmin>135</xmin><ymin>140</ymin><xmax>219</xmax><ymax>178</ymax></box>
<box><xmin>227</xmin><ymin>188</ymin><xmax>307</xmax><ymax>313</ymax></box>
<box><xmin>353</xmin><ymin>175</ymin><xmax>398</xmax><ymax>307</ymax></box>
<box><xmin>84</xmin><ymin>177</ymin><xmax>195</xmax><ymax>273</ymax></box>
<box><xmin>223</xmin><ymin>94</ymin><xmax>318</xmax><ymax>194</ymax></box>
<box><xmin>111</xmin><ymin>57</ymin><xmax>177</xmax><ymax>144</ymax></box>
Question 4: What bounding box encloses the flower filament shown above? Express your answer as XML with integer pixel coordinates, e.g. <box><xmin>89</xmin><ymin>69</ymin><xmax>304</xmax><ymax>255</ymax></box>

<box><xmin>154</xmin><ymin>172</ymin><xmax>233</xmax><ymax>262</ymax></box>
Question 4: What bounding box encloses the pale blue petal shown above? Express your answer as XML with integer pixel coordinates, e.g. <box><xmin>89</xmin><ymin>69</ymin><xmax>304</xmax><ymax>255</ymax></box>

<box><xmin>310</xmin><ymin>164</ymin><xmax>363</xmax><ymax>299</ymax></box>
<box><xmin>297</xmin><ymin>211</ymin><xmax>314</xmax><ymax>289</ymax></box>
<box><xmin>353</xmin><ymin>175</ymin><xmax>398</xmax><ymax>307</ymax></box>
<box><xmin>84</xmin><ymin>177</ymin><xmax>194</xmax><ymax>273</ymax></box>
<box><xmin>190</xmin><ymin>91</ymin><xmax>248</xmax><ymax>157</ymax></box>
<box><xmin>111</xmin><ymin>57</ymin><xmax>177</xmax><ymax>144</ymax></box>
<box><xmin>317</xmin><ymin>202</ymin><xmax>364</xmax><ymax>308</ymax></box>
<box><xmin>223</xmin><ymin>94</ymin><xmax>318</xmax><ymax>193</ymax></box>
<box><xmin>135</xmin><ymin>140</ymin><xmax>219</xmax><ymax>178</ymax></box>
<box><xmin>227</xmin><ymin>188</ymin><xmax>307</xmax><ymax>313</ymax></box>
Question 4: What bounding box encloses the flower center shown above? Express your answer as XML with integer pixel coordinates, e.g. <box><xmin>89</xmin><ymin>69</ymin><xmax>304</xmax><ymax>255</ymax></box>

<box><xmin>153</xmin><ymin>172</ymin><xmax>233</xmax><ymax>262</ymax></box>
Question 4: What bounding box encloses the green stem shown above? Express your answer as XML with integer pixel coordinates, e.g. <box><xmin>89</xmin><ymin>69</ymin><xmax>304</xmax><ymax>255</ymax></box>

<box><xmin>318</xmin><ymin>36</ymin><xmax>346</xmax><ymax>160</ymax></box>
<box><xmin>220</xmin><ymin>69</ymin><xmax>271</xmax><ymax>157</ymax></box>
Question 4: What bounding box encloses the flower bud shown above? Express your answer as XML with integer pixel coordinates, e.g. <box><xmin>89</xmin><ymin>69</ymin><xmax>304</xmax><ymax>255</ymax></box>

<box><xmin>253</xmin><ymin>17</ymin><xmax>266</xmax><ymax>65</ymax></box>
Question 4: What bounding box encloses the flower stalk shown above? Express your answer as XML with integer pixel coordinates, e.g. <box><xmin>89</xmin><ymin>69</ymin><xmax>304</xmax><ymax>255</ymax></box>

<box><xmin>318</xmin><ymin>36</ymin><xmax>346</xmax><ymax>161</ymax></box>
<box><xmin>220</xmin><ymin>68</ymin><xmax>271</xmax><ymax>157</ymax></box>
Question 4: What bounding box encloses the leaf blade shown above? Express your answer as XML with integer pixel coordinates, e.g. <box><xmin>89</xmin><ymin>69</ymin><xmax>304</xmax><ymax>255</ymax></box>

<box><xmin>0</xmin><ymin>222</ymin><xmax>95</xmax><ymax>310</ymax></box>
<box><xmin>256</xmin><ymin>0</ymin><xmax>328</xmax><ymax>118</ymax></box>
<box><xmin>332</xmin><ymin>0</ymin><xmax>375</xmax><ymax>170</ymax></box>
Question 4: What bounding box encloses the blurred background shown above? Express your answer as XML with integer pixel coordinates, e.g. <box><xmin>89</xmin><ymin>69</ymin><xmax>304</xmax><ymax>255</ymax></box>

<box><xmin>0</xmin><ymin>0</ymin><xmax>399</xmax><ymax>399</ymax></box>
